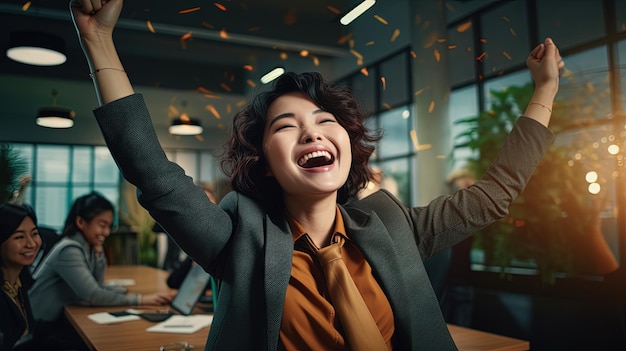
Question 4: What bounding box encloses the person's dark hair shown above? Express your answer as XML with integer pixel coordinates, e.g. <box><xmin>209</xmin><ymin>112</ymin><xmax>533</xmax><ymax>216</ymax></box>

<box><xmin>221</xmin><ymin>72</ymin><xmax>381</xmax><ymax>206</ymax></box>
<box><xmin>62</xmin><ymin>192</ymin><xmax>115</xmax><ymax>237</ymax></box>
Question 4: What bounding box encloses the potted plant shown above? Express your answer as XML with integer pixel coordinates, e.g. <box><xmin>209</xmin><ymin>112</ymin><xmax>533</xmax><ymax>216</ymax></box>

<box><xmin>0</xmin><ymin>143</ymin><xmax>28</xmax><ymax>204</ymax></box>
<box><xmin>454</xmin><ymin>83</ymin><xmax>617</xmax><ymax>284</ymax></box>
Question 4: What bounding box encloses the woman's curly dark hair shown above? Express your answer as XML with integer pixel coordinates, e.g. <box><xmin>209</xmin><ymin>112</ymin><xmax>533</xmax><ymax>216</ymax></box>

<box><xmin>221</xmin><ymin>72</ymin><xmax>381</xmax><ymax>207</ymax></box>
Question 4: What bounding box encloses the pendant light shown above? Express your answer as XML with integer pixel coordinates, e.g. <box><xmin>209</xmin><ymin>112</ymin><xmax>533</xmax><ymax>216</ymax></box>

<box><xmin>169</xmin><ymin>113</ymin><xmax>203</xmax><ymax>136</ymax></box>
<box><xmin>6</xmin><ymin>31</ymin><xmax>67</xmax><ymax>66</ymax></box>
<box><xmin>36</xmin><ymin>90</ymin><xmax>75</xmax><ymax>129</ymax></box>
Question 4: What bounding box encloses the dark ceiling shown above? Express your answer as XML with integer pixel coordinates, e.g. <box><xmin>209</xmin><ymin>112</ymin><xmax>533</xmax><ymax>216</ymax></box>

<box><xmin>1</xmin><ymin>0</ymin><xmax>353</xmax><ymax>94</ymax></box>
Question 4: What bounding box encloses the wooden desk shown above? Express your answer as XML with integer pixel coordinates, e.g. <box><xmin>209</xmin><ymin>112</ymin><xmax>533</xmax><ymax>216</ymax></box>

<box><xmin>65</xmin><ymin>265</ymin><xmax>210</xmax><ymax>351</ymax></box>
<box><xmin>448</xmin><ymin>324</ymin><xmax>529</xmax><ymax>351</ymax></box>
<box><xmin>66</xmin><ymin>266</ymin><xmax>528</xmax><ymax>351</ymax></box>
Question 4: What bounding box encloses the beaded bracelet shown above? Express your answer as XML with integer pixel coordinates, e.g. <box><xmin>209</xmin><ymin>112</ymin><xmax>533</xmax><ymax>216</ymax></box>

<box><xmin>529</xmin><ymin>101</ymin><xmax>552</xmax><ymax>113</ymax></box>
<box><xmin>89</xmin><ymin>67</ymin><xmax>126</xmax><ymax>78</ymax></box>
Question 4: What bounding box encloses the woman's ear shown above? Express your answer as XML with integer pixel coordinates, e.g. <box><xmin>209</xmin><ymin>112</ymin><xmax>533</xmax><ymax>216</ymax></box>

<box><xmin>75</xmin><ymin>216</ymin><xmax>86</xmax><ymax>230</ymax></box>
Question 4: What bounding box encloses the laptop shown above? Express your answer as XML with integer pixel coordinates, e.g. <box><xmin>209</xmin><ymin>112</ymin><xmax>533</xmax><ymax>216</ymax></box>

<box><xmin>139</xmin><ymin>263</ymin><xmax>212</xmax><ymax>322</ymax></box>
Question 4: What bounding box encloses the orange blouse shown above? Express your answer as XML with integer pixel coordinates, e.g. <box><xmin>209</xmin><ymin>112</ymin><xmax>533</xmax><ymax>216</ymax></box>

<box><xmin>281</xmin><ymin>207</ymin><xmax>395</xmax><ymax>350</ymax></box>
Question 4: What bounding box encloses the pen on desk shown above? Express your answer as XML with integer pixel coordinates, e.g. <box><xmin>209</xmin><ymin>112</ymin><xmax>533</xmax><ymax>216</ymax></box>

<box><xmin>163</xmin><ymin>325</ymin><xmax>193</xmax><ymax>328</ymax></box>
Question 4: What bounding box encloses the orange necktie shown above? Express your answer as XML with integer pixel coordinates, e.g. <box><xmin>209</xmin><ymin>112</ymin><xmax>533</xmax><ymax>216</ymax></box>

<box><xmin>309</xmin><ymin>234</ymin><xmax>388</xmax><ymax>351</ymax></box>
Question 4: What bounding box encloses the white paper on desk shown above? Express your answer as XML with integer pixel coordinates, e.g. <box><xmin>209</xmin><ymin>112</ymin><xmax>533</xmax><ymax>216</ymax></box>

<box><xmin>146</xmin><ymin>315</ymin><xmax>213</xmax><ymax>334</ymax></box>
<box><xmin>88</xmin><ymin>312</ymin><xmax>141</xmax><ymax>324</ymax></box>
<box><xmin>103</xmin><ymin>278</ymin><xmax>136</xmax><ymax>287</ymax></box>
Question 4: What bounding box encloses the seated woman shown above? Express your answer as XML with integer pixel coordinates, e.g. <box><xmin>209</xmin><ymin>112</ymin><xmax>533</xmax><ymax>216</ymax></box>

<box><xmin>0</xmin><ymin>203</ymin><xmax>41</xmax><ymax>351</ymax></box>
<box><xmin>28</xmin><ymin>192</ymin><xmax>173</xmax><ymax>350</ymax></box>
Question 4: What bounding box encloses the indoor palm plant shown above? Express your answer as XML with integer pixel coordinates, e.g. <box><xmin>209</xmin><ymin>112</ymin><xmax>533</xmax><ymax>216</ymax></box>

<box><xmin>0</xmin><ymin>143</ymin><xmax>28</xmax><ymax>204</ymax></box>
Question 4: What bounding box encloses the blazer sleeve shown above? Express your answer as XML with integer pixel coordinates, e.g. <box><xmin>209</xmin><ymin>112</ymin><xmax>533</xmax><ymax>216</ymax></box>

<box><xmin>93</xmin><ymin>94</ymin><xmax>234</xmax><ymax>270</ymax></box>
<box><xmin>407</xmin><ymin>116</ymin><xmax>553</xmax><ymax>258</ymax></box>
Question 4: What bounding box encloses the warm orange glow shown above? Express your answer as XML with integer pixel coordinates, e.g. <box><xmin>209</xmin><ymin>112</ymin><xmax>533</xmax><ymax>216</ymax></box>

<box><xmin>22</xmin><ymin>1</ymin><xmax>31</xmax><ymax>11</ymax></box>
<box><xmin>214</xmin><ymin>3</ymin><xmax>227</xmax><ymax>11</ymax></box>
<box><xmin>374</xmin><ymin>15</ymin><xmax>388</xmax><ymax>25</ymax></box>
<box><xmin>179</xmin><ymin>7</ymin><xmax>201</xmax><ymax>14</ymax></box>
<box><xmin>456</xmin><ymin>21</ymin><xmax>471</xmax><ymax>33</ymax></box>
<box><xmin>146</xmin><ymin>20</ymin><xmax>155</xmax><ymax>33</ymax></box>
<box><xmin>205</xmin><ymin>104</ymin><xmax>221</xmax><ymax>119</ymax></box>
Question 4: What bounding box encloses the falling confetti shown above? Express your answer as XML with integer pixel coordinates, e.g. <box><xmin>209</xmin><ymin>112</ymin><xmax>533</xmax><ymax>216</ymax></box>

<box><xmin>448</xmin><ymin>45</ymin><xmax>457</xmax><ymax>49</ymax></box>
<box><xmin>502</xmin><ymin>51</ymin><xmax>512</xmax><ymax>60</ymax></box>
<box><xmin>338</xmin><ymin>33</ymin><xmax>353</xmax><ymax>45</ymax></box>
<box><xmin>197</xmin><ymin>86</ymin><xmax>213</xmax><ymax>94</ymax></box>
<box><xmin>327</xmin><ymin>5</ymin><xmax>341</xmax><ymax>14</ymax></box>
<box><xmin>510</xmin><ymin>28</ymin><xmax>516</xmax><ymax>36</ymax></box>
<box><xmin>502</xmin><ymin>16</ymin><xmax>510</xmax><ymax>22</ymax></box>
<box><xmin>366</xmin><ymin>41</ymin><xmax>375</xmax><ymax>46</ymax></box>
<box><xmin>22</xmin><ymin>1</ymin><xmax>31</xmax><ymax>11</ymax></box>
<box><xmin>428</xmin><ymin>100</ymin><xmax>435</xmax><ymax>113</ymax></box>
<box><xmin>179</xmin><ymin>7</ymin><xmax>201</xmax><ymax>14</ymax></box>
<box><xmin>360</xmin><ymin>67</ymin><xmax>369</xmax><ymax>76</ymax></box>
<box><xmin>351</xmin><ymin>49</ymin><xmax>363</xmax><ymax>61</ymax></box>
<box><xmin>414</xmin><ymin>88</ymin><xmax>424</xmax><ymax>96</ymax></box>
<box><xmin>205</xmin><ymin>105</ymin><xmax>222</xmax><ymax>119</ymax></box>
<box><xmin>480</xmin><ymin>38</ymin><xmax>487</xmax><ymax>44</ymax></box>
<box><xmin>246</xmin><ymin>79</ymin><xmax>256</xmax><ymax>88</ymax></box>
<box><xmin>214</xmin><ymin>3</ymin><xmax>227</xmax><ymax>11</ymax></box>
<box><xmin>243</xmin><ymin>65</ymin><xmax>254</xmax><ymax>71</ymax></box>
<box><xmin>300</xmin><ymin>50</ymin><xmax>309</xmax><ymax>57</ymax></box>
<box><xmin>195</xmin><ymin>135</ymin><xmax>204</xmax><ymax>141</ymax></box>
<box><xmin>219</xmin><ymin>29</ymin><xmax>228</xmax><ymax>39</ymax></box>
<box><xmin>390</xmin><ymin>29</ymin><xmax>400</xmax><ymax>42</ymax></box>
<box><xmin>374</xmin><ymin>15</ymin><xmax>388</xmax><ymax>25</ymax></box>
<box><xmin>456</xmin><ymin>21</ymin><xmax>471</xmax><ymax>33</ymax></box>
<box><xmin>383</xmin><ymin>102</ymin><xmax>392</xmax><ymax>110</ymax></box>
<box><xmin>280</xmin><ymin>52</ymin><xmax>288</xmax><ymax>60</ymax></box>
<box><xmin>202</xmin><ymin>22</ymin><xmax>215</xmax><ymax>29</ymax></box>
<box><xmin>410</xmin><ymin>130</ymin><xmax>432</xmax><ymax>151</ymax></box>
<box><xmin>381</xmin><ymin>77</ymin><xmax>386</xmax><ymax>91</ymax></box>
<box><xmin>476</xmin><ymin>52</ymin><xmax>486</xmax><ymax>61</ymax></box>
<box><xmin>220</xmin><ymin>83</ymin><xmax>232</xmax><ymax>93</ymax></box>
<box><xmin>311</xmin><ymin>55</ymin><xmax>320</xmax><ymax>66</ymax></box>
<box><xmin>146</xmin><ymin>20</ymin><xmax>155</xmax><ymax>33</ymax></box>
<box><xmin>433</xmin><ymin>49</ymin><xmax>441</xmax><ymax>62</ymax></box>
<box><xmin>410</xmin><ymin>50</ymin><xmax>416</xmax><ymax>59</ymax></box>
<box><xmin>181</xmin><ymin>32</ymin><xmax>192</xmax><ymax>40</ymax></box>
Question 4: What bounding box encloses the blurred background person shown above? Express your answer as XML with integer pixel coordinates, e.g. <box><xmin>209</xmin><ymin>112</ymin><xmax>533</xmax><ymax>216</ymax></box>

<box><xmin>0</xmin><ymin>203</ymin><xmax>41</xmax><ymax>351</ymax></box>
<box><xmin>28</xmin><ymin>192</ymin><xmax>172</xmax><ymax>350</ymax></box>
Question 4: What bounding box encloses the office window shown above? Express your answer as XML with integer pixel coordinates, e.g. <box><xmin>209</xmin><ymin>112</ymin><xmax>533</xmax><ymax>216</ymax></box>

<box><xmin>481</xmin><ymin>0</ymin><xmax>530</xmax><ymax>74</ymax></box>
<box><xmin>379</xmin><ymin>53</ymin><xmax>411</xmax><ymax>109</ymax></box>
<box><xmin>449</xmin><ymin>85</ymin><xmax>479</xmax><ymax>169</ymax></box>
<box><xmin>618</xmin><ymin>0</ymin><xmax>626</xmax><ymax>33</ymax></box>
<box><xmin>447</xmin><ymin>21</ymin><xmax>476</xmax><ymax>86</ymax></box>
<box><xmin>537</xmin><ymin>0</ymin><xmax>605</xmax><ymax>50</ymax></box>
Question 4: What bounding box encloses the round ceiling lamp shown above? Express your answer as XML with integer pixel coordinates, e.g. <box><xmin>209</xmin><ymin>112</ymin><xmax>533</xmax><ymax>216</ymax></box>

<box><xmin>169</xmin><ymin>115</ymin><xmax>203</xmax><ymax>136</ymax></box>
<box><xmin>6</xmin><ymin>31</ymin><xmax>67</xmax><ymax>66</ymax></box>
<box><xmin>36</xmin><ymin>90</ymin><xmax>75</xmax><ymax>128</ymax></box>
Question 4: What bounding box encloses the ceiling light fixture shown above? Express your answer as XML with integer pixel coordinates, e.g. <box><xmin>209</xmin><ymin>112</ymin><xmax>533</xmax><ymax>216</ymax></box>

<box><xmin>6</xmin><ymin>30</ymin><xmax>67</xmax><ymax>66</ymax></box>
<box><xmin>340</xmin><ymin>0</ymin><xmax>376</xmax><ymax>25</ymax></box>
<box><xmin>36</xmin><ymin>90</ymin><xmax>75</xmax><ymax>128</ymax></box>
<box><xmin>169</xmin><ymin>114</ymin><xmax>203</xmax><ymax>135</ymax></box>
<box><xmin>260</xmin><ymin>67</ymin><xmax>285</xmax><ymax>84</ymax></box>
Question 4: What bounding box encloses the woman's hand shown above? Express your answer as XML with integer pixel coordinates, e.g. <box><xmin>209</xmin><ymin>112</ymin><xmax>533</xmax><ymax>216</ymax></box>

<box><xmin>141</xmin><ymin>292</ymin><xmax>174</xmax><ymax>306</ymax></box>
<box><xmin>70</xmin><ymin>0</ymin><xmax>123</xmax><ymax>46</ymax></box>
<box><xmin>526</xmin><ymin>38</ymin><xmax>564</xmax><ymax>99</ymax></box>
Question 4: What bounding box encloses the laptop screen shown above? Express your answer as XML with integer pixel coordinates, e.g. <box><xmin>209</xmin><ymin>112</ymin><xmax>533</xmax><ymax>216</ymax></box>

<box><xmin>170</xmin><ymin>263</ymin><xmax>211</xmax><ymax>316</ymax></box>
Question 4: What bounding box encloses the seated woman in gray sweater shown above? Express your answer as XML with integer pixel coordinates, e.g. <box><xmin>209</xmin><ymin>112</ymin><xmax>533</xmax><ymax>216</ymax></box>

<box><xmin>28</xmin><ymin>192</ymin><xmax>172</xmax><ymax>350</ymax></box>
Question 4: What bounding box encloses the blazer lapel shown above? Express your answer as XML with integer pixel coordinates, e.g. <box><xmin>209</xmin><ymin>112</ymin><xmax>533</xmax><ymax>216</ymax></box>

<box><xmin>263</xmin><ymin>213</ymin><xmax>293</xmax><ymax>351</ymax></box>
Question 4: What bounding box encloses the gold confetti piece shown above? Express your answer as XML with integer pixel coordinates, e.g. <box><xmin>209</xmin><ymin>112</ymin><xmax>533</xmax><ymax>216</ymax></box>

<box><xmin>502</xmin><ymin>16</ymin><xmax>510</xmax><ymax>22</ymax></box>
<box><xmin>205</xmin><ymin>104</ymin><xmax>222</xmax><ymax>119</ymax></box>
<box><xmin>214</xmin><ymin>3</ymin><xmax>227</xmax><ymax>11</ymax></box>
<box><xmin>180</xmin><ymin>112</ymin><xmax>191</xmax><ymax>122</ymax></box>
<box><xmin>246</xmin><ymin>79</ymin><xmax>256</xmax><ymax>88</ymax></box>
<box><xmin>414</xmin><ymin>88</ymin><xmax>424</xmax><ymax>95</ymax></box>
<box><xmin>327</xmin><ymin>5</ymin><xmax>341</xmax><ymax>15</ymax></box>
<box><xmin>586</xmin><ymin>82</ymin><xmax>595</xmax><ymax>93</ymax></box>
<box><xmin>236</xmin><ymin>100</ymin><xmax>247</xmax><ymax>107</ymax></box>
<box><xmin>360</xmin><ymin>67</ymin><xmax>369</xmax><ymax>76</ymax></box>
<box><xmin>381</xmin><ymin>77</ymin><xmax>386</xmax><ymax>91</ymax></box>
<box><xmin>300</xmin><ymin>50</ymin><xmax>309</xmax><ymax>57</ymax></box>
<box><xmin>438</xmin><ymin>38</ymin><xmax>447</xmax><ymax>43</ymax></box>
<box><xmin>410</xmin><ymin>130</ymin><xmax>432</xmax><ymax>151</ymax></box>
<box><xmin>374</xmin><ymin>15</ymin><xmax>388</xmax><ymax>25</ymax></box>
<box><xmin>448</xmin><ymin>45</ymin><xmax>457</xmax><ymax>49</ymax></box>
<box><xmin>220</xmin><ymin>83</ymin><xmax>232</xmax><ymax>92</ymax></box>
<box><xmin>217</xmin><ymin>123</ymin><xmax>225</xmax><ymax>129</ymax></box>
<box><xmin>502</xmin><ymin>51</ymin><xmax>512</xmax><ymax>60</ymax></box>
<box><xmin>311</xmin><ymin>56</ymin><xmax>320</xmax><ymax>66</ymax></box>
<box><xmin>480</xmin><ymin>38</ymin><xmax>487</xmax><ymax>43</ymax></box>
<box><xmin>22</xmin><ymin>1</ymin><xmax>31</xmax><ymax>11</ymax></box>
<box><xmin>285</xmin><ymin>9</ymin><xmax>297</xmax><ymax>25</ymax></box>
<box><xmin>197</xmin><ymin>86</ymin><xmax>213</xmax><ymax>94</ymax></box>
<box><xmin>423</xmin><ymin>32</ymin><xmax>438</xmax><ymax>48</ymax></box>
<box><xmin>204</xmin><ymin>94</ymin><xmax>221</xmax><ymax>99</ymax></box>
<box><xmin>410</xmin><ymin>50</ymin><xmax>416</xmax><ymax>59</ymax></box>
<box><xmin>428</xmin><ymin>100</ymin><xmax>435</xmax><ymax>113</ymax></box>
<box><xmin>350</xmin><ymin>49</ymin><xmax>363</xmax><ymax>61</ymax></box>
<box><xmin>390</xmin><ymin>29</ymin><xmax>400</xmax><ymax>42</ymax></box>
<box><xmin>226</xmin><ymin>104</ymin><xmax>232</xmax><ymax>113</ymax></box>
<box><xmin>219</xmin><ymin>29</ymin><xmax>228</xmax><ymax>39</ymax></box>
<box><xmin>181</xmin><ymin>32</ymin><xmax>192</xmax><ymax>40</ymax></box>
<box><xmin>179</xmin><ymin>7</ymin><xmax>201</xmax><ymax>14</ymax></box>
<box><xmin>433</xmin><ymin>49</ymin><xmax>440</xmax><ymax>62</ymax></box>
<box><xmin>510</xmin><ymin>28</ymin><xmax>516</xmax><ymax>36</ymax></box>
<box><xmin>146</xmin><ymin>20</ymin><xmax>155</xmax><ymax>33</ymax></box>
<box><xmin>280</xmin><ymin>52</ymin><xmax>288</xmax><ymax>60</ymax></box>
<box><xmin>338</xmin><ymin>33</ymin><xmax>353</xmax><ymax>45</ymax></box>
<box><xmin>365</xmin><ymin>41</ymin><xmax>375</xmax><ymax>46</ymax></box>
<box><xmin>476</xmin><ymin>52</ymin><xmax>486</xmax><ymax>61</ymax></box>
<box><xmin>195</xmin><ymin>135</ymin><xmax>204</xmax><ymax>141</ymax></box>
<box><xmin>243</xmin><ymin>65</ymin><xmax>253</xmax><ymax>71</ymax></box>
<box><xmin>383</xmin><ymin>102</ymin><xmax>392</xmax><ymax>110</ymax></box>
<box><xmin>456</xmin><ymin>21</ymin><xmax>471</xmax><ymax>33</ymax></box>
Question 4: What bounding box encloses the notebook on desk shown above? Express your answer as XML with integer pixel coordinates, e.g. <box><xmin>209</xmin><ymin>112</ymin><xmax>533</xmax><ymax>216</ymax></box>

<box><xmin>140</xmin><ymin>263</ymin><xmax>212</xmax><ymax>322</ymax></box>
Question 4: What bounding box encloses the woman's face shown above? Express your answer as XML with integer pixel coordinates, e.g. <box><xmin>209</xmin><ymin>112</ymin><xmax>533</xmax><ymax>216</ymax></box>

<box><xmin>0</xmin><ymin>217</ymin><xmax>41</xmax><ymax>269</ymax></box>
<box><xmin>262</xmin><ymin>92</ymin><xmax>352</xmax><ymax>199</ymax></box>
<box><xmin>76</xmin><ymin>210</ymin><xmax>114</xmax><ymax>247</ymax></box>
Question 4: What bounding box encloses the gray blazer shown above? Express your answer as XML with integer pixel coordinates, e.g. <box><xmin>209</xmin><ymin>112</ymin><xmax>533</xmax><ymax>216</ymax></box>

<box><xmin>94</xmin><ymin>94</ymin><xmax>553</xmax><ymax>350</ymax></box>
